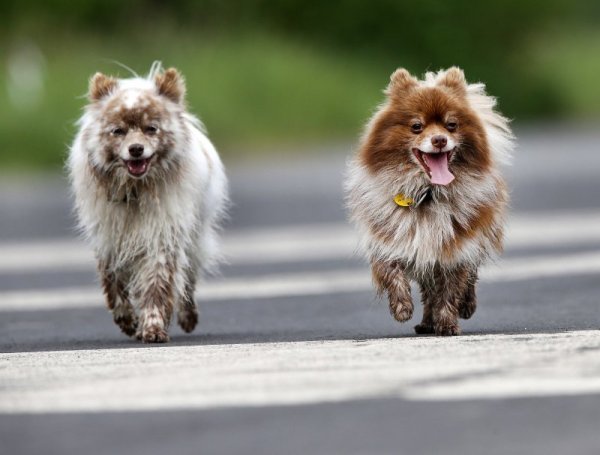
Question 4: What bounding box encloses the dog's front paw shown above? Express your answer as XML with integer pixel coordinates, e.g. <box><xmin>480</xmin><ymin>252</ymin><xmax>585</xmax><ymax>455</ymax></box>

<box><xmin>137</xmin><ymin>326</ymin><xmax>170</xmax><ymax>343</ymax></box>
<box><xmin>389</xmin><ymin>298</ymin><xmax>413</xmax><ymax>323</ymax></box>
<box><xmin>459</xmin><ymin>300</ymin><xmax>476</xmax><ymax>319</ymax></box>
<box><xmin>177</xmin><ymin>308</ymin><xmax>198</xmax><ymax>333</ymax></box>
<box><xmin>434</xmin><ymin>324</ymin><xmax>462</xmax><ymax>336</ymax></box>
<box><xmin>414</xmin><ymin>323</ymin><xmax>435</xmax><ymax>334</ymax></box>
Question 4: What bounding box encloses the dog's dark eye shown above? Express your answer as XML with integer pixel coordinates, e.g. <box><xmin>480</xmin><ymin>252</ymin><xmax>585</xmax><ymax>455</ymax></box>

<box><xmin>144</xmin><ymin>125</ymin><xmax>158</xmax><ymax>135</ymax></box>
<box><xmin>411</xmin><ymin>122</ymin><xmax>424</xmax><ymax>134</ymax></box>
<box><xmin>111</xmin><ymin>127</ymin><xmax>126</xmax><ymax>136</ymax></box>
<box><xmin>446</xmin><ymin>121</ymin><xmax>458</xmax><ymax>132</ymax></box>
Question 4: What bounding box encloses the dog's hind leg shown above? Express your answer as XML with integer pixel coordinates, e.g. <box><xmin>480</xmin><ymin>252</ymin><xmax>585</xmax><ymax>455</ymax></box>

<box><xmin>99</xmin><ymin>259</ymin><xmax>137</xmax><ymax>337</ymax></box>
<box><xmin>371</xmin><ymin>259</ymin><xmax>413</xmax><ymax>323</ymax></box>
<box><xmin>177</xmin><ymin>265</ymin><xmax>199</xmax><ymax>333</ymax></box>
<box><xmin>415</xmin><ymin>278</ymin><xmax>435</xmax><ymax>334</ymax></box>
<box><xmin>458</xmin><ymin>268</ymin><xmax>478</xmax><ymax>319</ymax></box>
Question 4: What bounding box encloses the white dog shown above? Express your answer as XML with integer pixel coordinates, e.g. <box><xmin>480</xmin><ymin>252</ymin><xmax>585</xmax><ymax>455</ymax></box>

<box><xmin>68</xmin><ymin>63</ymin><xmax>228</xmax><ymax>342</ymax></box>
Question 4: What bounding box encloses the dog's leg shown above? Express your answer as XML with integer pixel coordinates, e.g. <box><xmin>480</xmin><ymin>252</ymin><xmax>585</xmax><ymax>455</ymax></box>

<box><xmin>177</xmin><ymin>265</ymin><xmax>199</xmax><ymax>333</ymax></box>
<box><xmin>430</xmin><ymin>265</ymin><xmax>470</xmax><ymax>336</ymax></box>
<box><xmin>99</xmin><ymin>259</ymin><xmax>137</xmax><ymax>337</ymax></box>
<box><xmin>414</xmin><ymin>277</ymin><xmax>435</xmax><ymax>334</ymax></box>
<box><xmin>458</xmin><ymin>268</ymin><xmax>478</xmax><ymax>319</ymax></box>
<box><xmin>371</xmin><ymin>259</ymin><xmax>413</xmax><ymax>322</ymax></box>
<box><xmin>133</xmin><ymin>256</ymin><xmax>175</xmax><ymax>343</ymax></box>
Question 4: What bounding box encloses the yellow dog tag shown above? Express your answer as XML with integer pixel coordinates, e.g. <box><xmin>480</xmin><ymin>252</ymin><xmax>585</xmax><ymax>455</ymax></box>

<box><xmin>393</xmin><ymin>193</ymin><xmax>414</xmax><ymax>207</ymax></box>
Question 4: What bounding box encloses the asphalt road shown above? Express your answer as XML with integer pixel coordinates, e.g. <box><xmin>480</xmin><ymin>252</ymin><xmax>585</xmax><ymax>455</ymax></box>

<box><xmin>1</xmin><ymin>125</ymin><xmax>600</xmax><ymax>454</ymax></box>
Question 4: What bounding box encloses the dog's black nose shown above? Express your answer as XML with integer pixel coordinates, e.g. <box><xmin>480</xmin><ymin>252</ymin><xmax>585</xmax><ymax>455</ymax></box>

<box><xmin>128</xmin><ymin>144</ymin><xmax>144</xmax><ymax>158</ymax></box>
<box><xmin>431</xmin><ymin>135</ymin><xmax>447</xmax><ymax>149</ymax></box>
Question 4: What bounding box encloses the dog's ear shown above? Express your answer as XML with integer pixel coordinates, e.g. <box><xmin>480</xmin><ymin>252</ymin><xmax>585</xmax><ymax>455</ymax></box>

<box><xmin>385</xmin><ymin>68</ymin><xmax>419</xmax><ymax>96</ymax></box>
<box><xmin>155</xmin><ymin>68</ymin><xmax>186</xmax><ymax>104</ymax></box>
<box><xmin>89</xmin><ymin>73</ymin><xmax>117</xmax><ymax>102</ymax></box>
<box><xmin>437</xmin><ymin>67</ymin><xmax>467</xmax><ymax>96</ymax></box>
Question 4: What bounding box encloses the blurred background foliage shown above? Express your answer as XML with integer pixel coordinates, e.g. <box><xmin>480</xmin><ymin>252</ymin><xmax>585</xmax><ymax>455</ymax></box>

<box><xmin>1</xmin><ymin>0</ymin><xmax>599</xmax><ymax>169</ymax></box>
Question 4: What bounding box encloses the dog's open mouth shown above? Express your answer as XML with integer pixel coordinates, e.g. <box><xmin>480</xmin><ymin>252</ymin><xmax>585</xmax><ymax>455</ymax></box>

<box><xmin>412</xmin><ymin>149</ymin><xmax>455</xmax><ymax>185</ymax></box>
<box><xmin>124</xmin><ymin>158</ymin><xmax>151</xmax><ymax>177</ymax></box>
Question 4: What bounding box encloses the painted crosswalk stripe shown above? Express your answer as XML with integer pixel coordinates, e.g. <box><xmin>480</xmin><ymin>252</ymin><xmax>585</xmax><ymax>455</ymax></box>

<box><xmin>0</xmin><ymin>210</ymin><xmax>599</xmax><ymax>272</ymax></box>
<box><xmin>1</xmin><ymin>330</ymin><xmax>599</xmax><ymax>414</ymax></box>
<box><xmin>0</xmin><ymin>249</ymin><xmax>599</xmax><ymax>312</ymax></box>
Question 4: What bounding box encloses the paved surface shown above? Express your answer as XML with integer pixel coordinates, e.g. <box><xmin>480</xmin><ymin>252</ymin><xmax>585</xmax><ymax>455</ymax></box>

<box><xmin>1</xmin><ymin>125</ymin><xmax>600</xmax><ymax>454</ymax></box>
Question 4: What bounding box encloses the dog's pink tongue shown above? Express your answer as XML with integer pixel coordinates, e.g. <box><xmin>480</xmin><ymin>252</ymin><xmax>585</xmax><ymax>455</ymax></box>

<box><xmin>424</xmin><ymin>153</ymin><xmax>454</xmax><ymax>185</ymax></box>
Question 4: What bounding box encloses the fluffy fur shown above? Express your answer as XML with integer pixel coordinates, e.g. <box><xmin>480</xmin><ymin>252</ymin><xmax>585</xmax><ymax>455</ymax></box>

<box><xmin>68</xmin><ymin>63</ymin><xmax>228</xmax><ymax>343</ymax></box>
<box><xmin>345</xmin><ymin>67</ymin><xmax>513</xmax><ymax>336</ymax></box>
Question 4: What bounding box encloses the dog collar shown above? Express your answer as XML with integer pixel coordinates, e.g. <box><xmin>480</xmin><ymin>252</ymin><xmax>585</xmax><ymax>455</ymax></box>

<box><xmin>393</xmin><ymin>189</ymin><xmax>433</xmax><ymax>209</ymax></box>
<box><xmin>393</xmin><ymin>193</ymin><xmax>414</xmax><ymax>207</ymax></box>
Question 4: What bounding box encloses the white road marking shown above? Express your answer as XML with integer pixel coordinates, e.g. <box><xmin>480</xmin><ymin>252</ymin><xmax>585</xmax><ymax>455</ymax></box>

<box><xmin>0</xmin><ymin>223</ymin><xmax>354</xmax><ymax>273</ymax></box>
<box><xmin>0</xmin><ymin>239</ymin><xmax>93</xmax><ymax>272</ymax></box>
<box><xmin>1</xmin><ymin>249</ymin><xmax>599</xmax><ymax>312</ymax></box>
<box><xmin>1</xmin><ymin>331</ymin><xmax>599</xmax><ymax>413</ymax></box>
<box><xmin>1</xmin><ymin>210</ymin><xmax>600</xmax><ymax>273</ymax></box>
<box><xmin>0</xmin><ymin>270</ymin><xmax>368</xmax><ymax>312</ymax></box>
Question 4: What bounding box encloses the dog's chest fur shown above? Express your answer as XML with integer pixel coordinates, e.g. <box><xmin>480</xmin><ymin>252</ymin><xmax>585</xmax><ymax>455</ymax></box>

<box><xmin>347</xmin><ymin>163</ymin><xmax>508</xmax><ymax>274</ymax></box>
<box><xmin>88</xmin><ymin>179</ymin><xmax>202</xmax><ymax>268</ymax></box>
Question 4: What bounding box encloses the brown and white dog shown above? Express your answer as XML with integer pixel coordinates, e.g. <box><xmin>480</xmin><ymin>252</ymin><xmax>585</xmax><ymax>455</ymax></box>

<box><xmin>346</xmin><ymin>67</ymin><xmax>513</xmax><ymax>336</ymax></box>
<box><xmin>68</xmin><ymin>63</ymin><xmax>228</xmax><ymax>342</ymax></box>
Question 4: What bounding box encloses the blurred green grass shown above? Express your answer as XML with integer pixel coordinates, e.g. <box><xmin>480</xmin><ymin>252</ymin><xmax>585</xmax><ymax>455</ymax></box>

<box><xmin>0</xmin><ymin>31</ymin><xmax>387</xmax><ymax>170</ymax></box>
<box><xmin>1</xmin><ymin>0</ymin><xmax>599</xmax><ymax>170</ymax></box>
<box><xmin>527</xmin><ymin>30</ymin><xmax>600</xmax><ymax>118</ymax></box>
